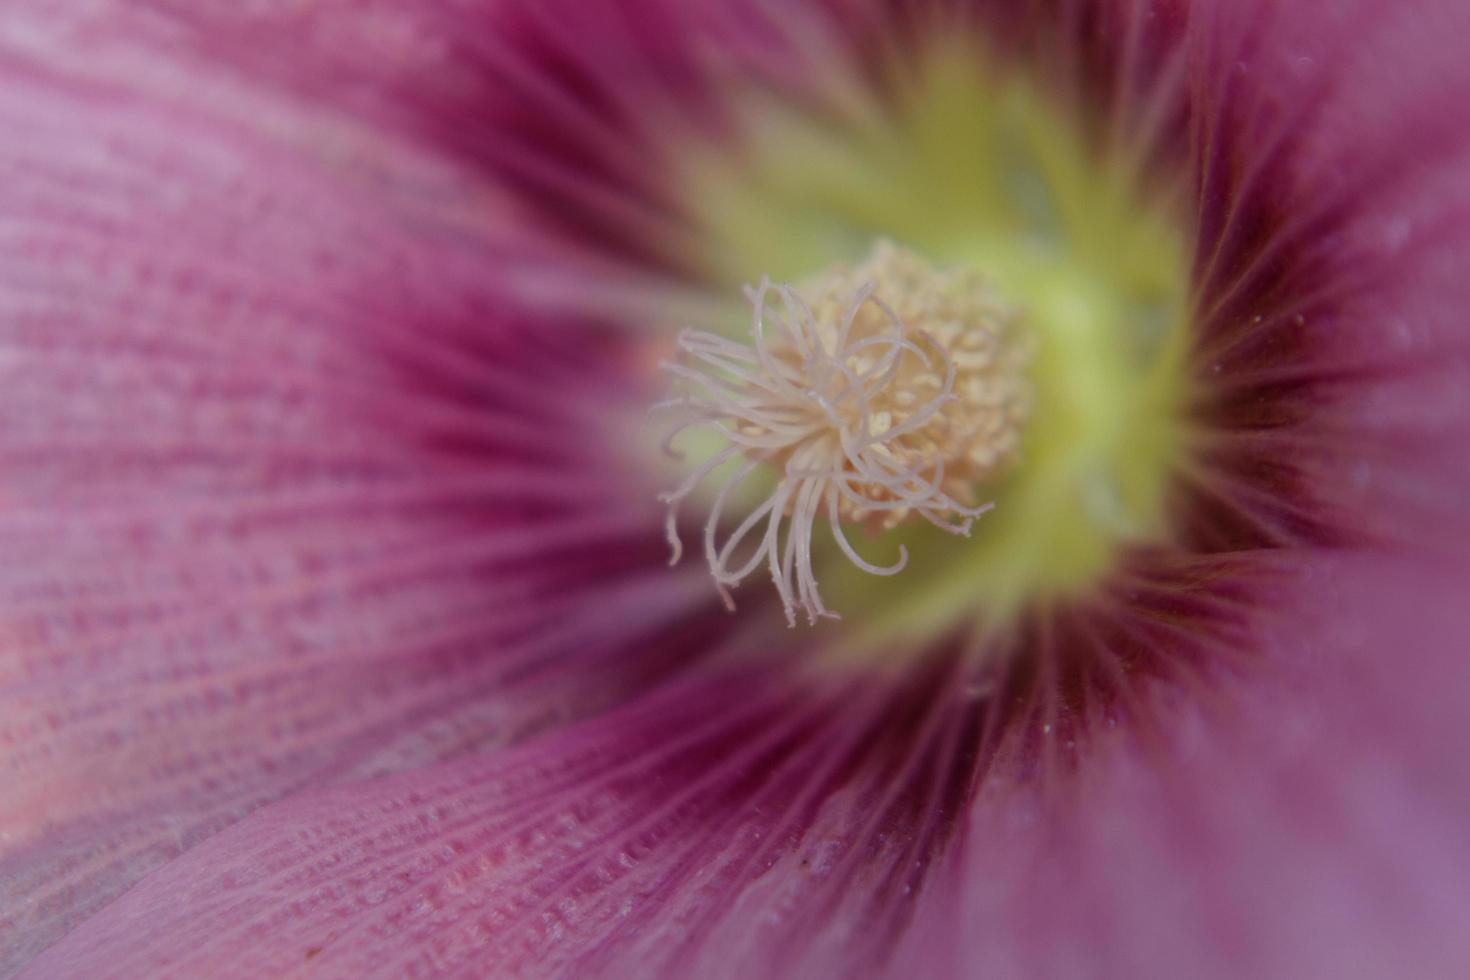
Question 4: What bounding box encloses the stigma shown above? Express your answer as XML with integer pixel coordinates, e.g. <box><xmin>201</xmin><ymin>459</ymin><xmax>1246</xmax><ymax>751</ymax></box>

<box><xmin>657</xmin><ymin>241</ymin><xmax>1032</xmax><ymax>626</ymax></box>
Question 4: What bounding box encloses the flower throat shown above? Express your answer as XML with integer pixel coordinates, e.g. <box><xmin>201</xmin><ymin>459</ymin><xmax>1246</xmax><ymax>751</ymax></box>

<box><xmin>663</xmin><ymin>38</ymin><xmax>1193</xmax><ymax>646</ymax></box>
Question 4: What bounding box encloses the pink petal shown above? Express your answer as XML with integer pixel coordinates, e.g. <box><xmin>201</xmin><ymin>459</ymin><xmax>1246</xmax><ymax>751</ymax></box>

<box><xmin>1184</xmin><ymin>0</ymin><xmax>1470</xmax><ymax>555</ymax></box>
<box><xmin>21</xmin><ymin>553</ymin><xmax>1470</xmax><ymax>979</ymax></box>
<box><xmin>0</xmin><ymin>0</ymin><xmax>708</xmax><ymax>275</ymax></box>
<box><xmin>902</xmin><ymin>6</ymin><xmax>1470</xmax><ymax>972</ymax></box>
<box><xmin>0</xmin><ymin>35</ymin><xmax>704</xmax><ymax>969</ymax></box>
<box><xmin>16</xmin><ymin>654</ymin><xmax>984</xmax><ymax>978</ymax></box>
<box><xmin>905</xmin><ymin>551</ymin><xmax>1470</xmax><ymax>980</ymax></box>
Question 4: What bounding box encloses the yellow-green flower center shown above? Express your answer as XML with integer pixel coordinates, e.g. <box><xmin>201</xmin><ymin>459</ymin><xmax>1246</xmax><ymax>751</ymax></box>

<box><xmin>669</xmin><ymin>40</ymin><xmax>1192</xmax><ymax>645</ymax></box>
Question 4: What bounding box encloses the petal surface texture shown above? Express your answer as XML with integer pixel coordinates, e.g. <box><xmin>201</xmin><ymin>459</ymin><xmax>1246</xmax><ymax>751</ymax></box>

<box><xmin>19</xmin><ymin>556</ymin><xmax>1470</xmax><ymax>979</ymax></box>
<box><xmin>4</xmin><ymin>0</ymin><xmax>1470</xmax><ymax>977</ymax></box>
<box><xmin>0</xmin><ymin>2</ymin><xmax>710</xmax><ymax>967</ymax></box>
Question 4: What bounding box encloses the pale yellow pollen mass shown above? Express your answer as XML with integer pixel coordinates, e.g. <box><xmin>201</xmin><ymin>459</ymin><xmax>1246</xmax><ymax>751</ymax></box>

<box><xmin>795</xmin><ymin>241</ymin><xmax>1031</xmax><ymax>527</ymax></box>
<box><xmin>657</xmin><ymin>240</ymin><xmax>1032</xmax><ymax>626</ymax></box>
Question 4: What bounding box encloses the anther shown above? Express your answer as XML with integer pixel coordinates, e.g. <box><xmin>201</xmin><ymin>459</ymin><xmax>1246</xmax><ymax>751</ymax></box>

<box><xmin>657</xmin><ymin>240</ymin><xmax>1031</xmax><ymax>626</ymax></box>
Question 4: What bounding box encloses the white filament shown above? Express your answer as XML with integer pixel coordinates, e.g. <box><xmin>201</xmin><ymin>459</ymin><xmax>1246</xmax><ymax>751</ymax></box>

<box><xmin>656</xmin><ymin>243</ymin><xmax>1027</xmax><ymax>626</ymax></box>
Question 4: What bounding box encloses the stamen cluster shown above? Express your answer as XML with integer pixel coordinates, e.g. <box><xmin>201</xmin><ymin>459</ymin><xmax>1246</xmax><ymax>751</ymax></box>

<box><xmin>658</xmin><ymin>242</ymin><xmax>1030</xmax><ymax>625</ymax></box>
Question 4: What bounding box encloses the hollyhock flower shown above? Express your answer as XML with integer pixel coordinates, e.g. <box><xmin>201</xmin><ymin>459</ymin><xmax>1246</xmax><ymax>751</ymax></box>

<box><xmin>4</xmin><ymin>0</ymin><xmax>1470</xmax><ymax>977</ymax></box>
